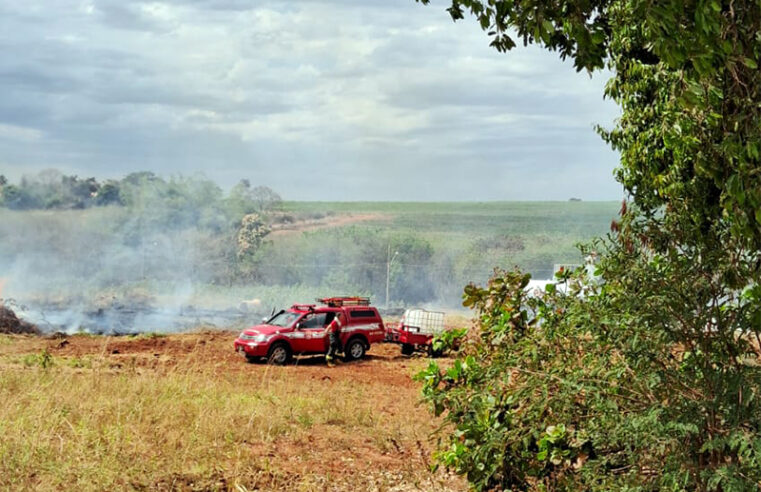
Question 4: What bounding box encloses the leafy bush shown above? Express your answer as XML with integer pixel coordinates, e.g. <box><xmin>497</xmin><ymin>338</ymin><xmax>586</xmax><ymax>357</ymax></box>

<box><xmin>430</xmin><ymin>327</ymin><xmax>467</xmax><ymax>355</ymax></box>
<box><xmin>419</xmin><ymin>253</ymin><xmax>761</xmax><ymax>490</ymax></box>
<box><xmin>22</xmin><ymin>349</ymin><xmax>54</xmax><ymax>369</ymax></box>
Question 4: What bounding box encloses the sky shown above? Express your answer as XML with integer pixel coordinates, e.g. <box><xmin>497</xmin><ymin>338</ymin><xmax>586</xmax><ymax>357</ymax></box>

<box><xmin>0</xmin><ymin>0</ymin><xmax>623</xmax><ymax>201</ymax></box>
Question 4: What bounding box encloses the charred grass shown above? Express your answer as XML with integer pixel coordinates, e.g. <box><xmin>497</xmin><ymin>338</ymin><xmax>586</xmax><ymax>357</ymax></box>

<box><xmin>0</xmin><ymin>332</ymin><xmax>463</xmax><ymax>491</ymax></box>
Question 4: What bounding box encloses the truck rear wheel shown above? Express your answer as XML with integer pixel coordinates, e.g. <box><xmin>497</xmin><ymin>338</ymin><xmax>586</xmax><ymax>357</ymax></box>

<box><xmin>344</xmin><ymin>338</ymin><xmax>366</xmax><ymax>361</ymax></box>
<box><xmin>267</xmin><ymin>342</ymin><xmax>291</xmax><ymax>365</ymax></box>
<box><xmin>401</xmin><ymin>343</ymin><xmax>414</xmax><ymax>356</ymax></box>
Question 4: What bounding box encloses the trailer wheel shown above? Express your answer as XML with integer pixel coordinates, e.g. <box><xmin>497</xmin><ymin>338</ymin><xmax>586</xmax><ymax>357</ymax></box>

<box><xmin>427</xmin><ymin>344</ymin><xmax>443</xmax><ymax>358</ymax></box>
<box><xmin>266</xmin><ymin>342</ymin><xmax>291</xmax><ymax>365</ymax></box>
<box><xmin>344</xmin><ymin>338</ymin><xmax>366</xmax><ymax>361</ymax></box>
<box><xmin>401</xmin><ymin>343</ymin><xmax>414</xmax><ymax>356</ymax></box>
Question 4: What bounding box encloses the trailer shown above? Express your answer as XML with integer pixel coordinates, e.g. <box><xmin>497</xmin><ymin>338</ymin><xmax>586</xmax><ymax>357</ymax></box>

<box><xmin>386</xmin><ymin>308</ymin><xmax>447</xmax><ymax>356</ymax></box>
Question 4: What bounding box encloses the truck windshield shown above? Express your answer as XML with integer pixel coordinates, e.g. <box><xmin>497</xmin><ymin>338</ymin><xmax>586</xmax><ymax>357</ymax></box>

<box><xmin>267</xmin><ymin>311</ymin><xmax>301</xmax><ymax>328</ymax></box>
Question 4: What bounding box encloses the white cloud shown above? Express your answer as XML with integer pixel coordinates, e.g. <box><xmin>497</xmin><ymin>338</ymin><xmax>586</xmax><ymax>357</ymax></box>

<box><xmin>0</xmin><ymin>123</ymin><xmax>43</xmax><ymax>142</ymax></box>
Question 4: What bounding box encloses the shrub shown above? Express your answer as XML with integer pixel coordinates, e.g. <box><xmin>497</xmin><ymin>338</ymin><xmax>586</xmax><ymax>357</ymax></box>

<box><xmin>419</xmin><ymin>250</ymin><xmax>761</xmax><ymax>490</ymax></box>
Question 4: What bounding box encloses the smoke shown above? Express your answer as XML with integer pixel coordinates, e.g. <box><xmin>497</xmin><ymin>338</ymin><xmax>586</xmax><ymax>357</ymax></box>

<box><xmin>0</xmin><ymin>170</ymin><xmax>271</xmax><ymax>334</ymax></box>
<box><xmin>0</xmin><ymin>173</ymin><xmax>616</xmax><ymax>334</ymax></box>
<box><xmin>0</xmin><ymin>205</ymin><xmax>252</xmax><ymax>334</ymax></box>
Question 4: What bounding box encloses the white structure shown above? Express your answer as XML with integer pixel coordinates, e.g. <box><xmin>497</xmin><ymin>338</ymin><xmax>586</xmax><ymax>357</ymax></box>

<box><xmin>401</xmin><ymin>308</ymin><xmax>445</xmax><ymax>335</ymax></box>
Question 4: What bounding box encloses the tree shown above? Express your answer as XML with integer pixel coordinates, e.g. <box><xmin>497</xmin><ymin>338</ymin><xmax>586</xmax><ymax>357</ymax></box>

<box><xmin>224</xmin><ymin>181</ymin><xmax>280</xmax><ymax>216</ymax></box>
<box><xmin>225</xmin><ymin>179</ymin><xmax>259</xmax><ymax>218</ymax></box>
<box><xmin>417</xmin><ymin>0</ymin><xmax>761</xmax><ymax>245</ymax></box>
<box><xmin>0</xmin><ymin>175</ymin><xmax>6</xmax><ymax>207</ymax></box>
<box><xmin>1</xmin><ymin>184</ymin><xmax>37</xmax><ymax>210</ymax></box>
<box><xmin>95</xmin><ymin>180</ymin><xmax>123</xmax><ymax>206</ymax></box>
<box><xmin>250</xmin><ymin>185</ymin><xmax>282</xmax><ymax>213</ymax></box>
<box><xmin>236</xmin><ymin>213</ymin><xmax>271</xmax><ymax>279</ymax></box>
<box><xmin>416</xmin><ymin>1</ymin><xmax>761</xmax><ymax>489</ymax></box>
<box><xmin>122</xmin><ymin>171</ymin><xmax>161</xmax><ymax>186</ymax></box>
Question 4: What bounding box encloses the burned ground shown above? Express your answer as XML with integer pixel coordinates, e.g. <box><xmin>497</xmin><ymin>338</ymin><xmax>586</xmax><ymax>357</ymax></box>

<box><xmin>0</xmin><ymin>303</ymin><xmax>39</xmax><ymax>335</ymax></box>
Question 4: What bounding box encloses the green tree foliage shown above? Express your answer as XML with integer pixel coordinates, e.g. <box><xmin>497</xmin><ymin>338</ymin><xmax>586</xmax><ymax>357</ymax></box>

<box><xmin>94</xmin><ymin>180</ymin><xmax>123</xmax><ymax>206</ymax></box>
<box><xmin>0</xmin><ymin>171</ymin><xmax>282</xmax><ymax>222</ymax></box>
<box><xmin>251</xmin><ymin>185</ymin><xmax>283</xmax><ymax>213</ymax></box>
<box><xmin>253</xmin><ymin>229</ymin><xmax>437</xmax><ymax>304</ymax></box>
<box><xmin>390</xmin><ymin>235</ymin><xmax>436</xmax><ymax>302</ymax></box>
<box><xmin>417</xmin><ymin>0</ymin><xmax>761</xmax><ymax>489</ymax></box>
<box><xmin>1</xmin><ymin>169</ymin><xmax>99</xmax><ymax>209</ymax></box>
<box><xmin>0</xmin><ymin>170</ymin><xmax>282</xmax><ymax>285</ymax></box>
<box><xmin>421</xmin><ymin>262</ymin><xmax>761</xmax><ymax>489</ymax></box>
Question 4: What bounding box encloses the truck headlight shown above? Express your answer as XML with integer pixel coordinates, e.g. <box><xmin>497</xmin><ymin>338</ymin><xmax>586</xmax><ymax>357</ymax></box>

<box><xmin>254</xmin><ymin>334</ymin><xmax>272</xmax><ymax>343</ymax></box>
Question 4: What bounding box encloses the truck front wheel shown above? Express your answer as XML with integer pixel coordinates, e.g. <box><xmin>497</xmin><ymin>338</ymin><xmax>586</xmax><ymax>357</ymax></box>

<box><xmin>401</xmin><ymin>343</ymin><xmax>414</xmax><ymax>356</ymax></box>
<box><xmin>267</xmin><ymin>342</ymin><xmax>291</xmax><ymax>365</ymax></box>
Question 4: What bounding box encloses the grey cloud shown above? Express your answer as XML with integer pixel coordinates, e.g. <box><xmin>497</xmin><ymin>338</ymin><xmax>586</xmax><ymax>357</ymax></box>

<box><xmin>0</xmin><ymin>0</ymin><xmax>623</xmax><ymax>200</ymax></box>
<box><xmin>0</xmin><ymin>66</ymin><xmax>78</xmax><ymax>95</ymax></box>
<box><xmin>93</xmin><ymin>2</ymin><xmax>176</xmax><ymax>33</ymax></box>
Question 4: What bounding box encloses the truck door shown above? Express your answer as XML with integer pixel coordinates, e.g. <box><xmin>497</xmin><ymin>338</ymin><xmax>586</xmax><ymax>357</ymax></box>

<box><xmin>295</xmin><ymin>312</ymin><xmax>328</xmax><ymax>353</ymax></box>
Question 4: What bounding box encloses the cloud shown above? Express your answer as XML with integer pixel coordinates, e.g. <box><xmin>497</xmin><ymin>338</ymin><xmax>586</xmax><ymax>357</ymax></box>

<box><xmin>0</xmin><ymin>123</ymin><xmax>43</xmax><ymax>142</ymax></box>
<box><xmin>0</xmin><ymin>0</ymin><xmax>621</xmax><ymax>200</ymax></box>
<box><xmin>92</xmin><ymin>2</ymin><xmax>178</xmax><ymax>33</ymax></box>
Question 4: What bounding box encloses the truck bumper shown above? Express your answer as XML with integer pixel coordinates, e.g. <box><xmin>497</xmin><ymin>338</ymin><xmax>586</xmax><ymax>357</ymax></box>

<box><xmin>398</xmin><ymin>331</ymin><xmax>432</xmax><ymax>346</ymax></box>
<box><xmin>234</xmin><ymin>340</ymin><xmax>268</xmax><ymax>357</ymax></box>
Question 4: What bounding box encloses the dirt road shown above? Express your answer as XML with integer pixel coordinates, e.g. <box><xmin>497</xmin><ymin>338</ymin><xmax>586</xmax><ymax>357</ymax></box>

<box><xmin>269</xmin><ymin>213</ymin><xmax>391</xmax><ymax>238</ymax></box>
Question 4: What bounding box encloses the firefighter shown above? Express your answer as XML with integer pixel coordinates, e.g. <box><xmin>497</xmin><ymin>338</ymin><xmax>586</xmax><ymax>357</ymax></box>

<box><xmin>324</xmin><ymin>312</ymin><xmax>343</xmax><ymax>366</ymax></box>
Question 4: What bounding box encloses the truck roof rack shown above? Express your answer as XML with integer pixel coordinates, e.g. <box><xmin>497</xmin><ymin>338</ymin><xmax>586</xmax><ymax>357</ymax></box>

<box><xmin>317</xmin><ymin>296</ymin><xmax>371</xmax><ymax>307</ymax></box>
<box><xmin>291</xmin><ymin>303</ymin><xmax>316</xmax><ymax>311</ymax></box>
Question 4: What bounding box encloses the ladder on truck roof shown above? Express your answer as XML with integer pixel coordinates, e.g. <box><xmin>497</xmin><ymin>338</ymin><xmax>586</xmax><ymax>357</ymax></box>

<box><xmin>291</xmin><ymin>303</ymin><xmax>316</xmax><ymax>311</ymax></box>
<box><xmin>317</xmin><ymin>296</ymin><xmax>370</xmax><ymax>307</ymax></box>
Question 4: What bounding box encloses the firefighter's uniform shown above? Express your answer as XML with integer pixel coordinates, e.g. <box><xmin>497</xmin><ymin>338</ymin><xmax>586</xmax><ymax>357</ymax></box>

<box><xmin>325</xmin><ymin>315</ymin><xmax>342</xmax><ymax>366</ymax></box>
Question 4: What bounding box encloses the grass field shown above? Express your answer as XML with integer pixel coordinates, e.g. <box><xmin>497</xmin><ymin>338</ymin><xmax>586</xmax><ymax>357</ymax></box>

<box><xmin>0</xmin><ymin>331</ymin><xmax>464</xmax><ymax>491</ymax></box>
<box><xmin>281</xmin><ymin>201</ymin><xmax>617</xmax><ymax>237</ymax></box>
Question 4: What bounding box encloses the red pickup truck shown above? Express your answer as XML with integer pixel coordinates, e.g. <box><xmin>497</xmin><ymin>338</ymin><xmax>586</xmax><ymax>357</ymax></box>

<box><xmin>234</xmin><ymin>297</ymin><xmax>386</xmax><ymax>364</ymax></box>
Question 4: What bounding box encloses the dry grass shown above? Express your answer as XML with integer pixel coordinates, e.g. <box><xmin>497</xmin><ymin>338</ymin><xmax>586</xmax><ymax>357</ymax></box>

<box><xmin>0</xmin><ymin>333</ymin><xmax>463</xmax><ymax>491</ymax></box>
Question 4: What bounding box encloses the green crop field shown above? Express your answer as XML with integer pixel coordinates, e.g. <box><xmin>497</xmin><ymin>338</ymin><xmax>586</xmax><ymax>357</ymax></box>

<box><xmin>272</xmin><ymin>200</ymin><xmax>618</xmax><ymax>283</ymax></box>
<box><xmin>281</xmin><ymin>201</ymin><xmax>616</xmax><ymax>247</ymax></box>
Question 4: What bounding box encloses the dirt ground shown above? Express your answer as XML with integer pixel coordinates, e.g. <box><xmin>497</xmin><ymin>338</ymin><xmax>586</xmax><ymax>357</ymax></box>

<box><xmin>3</xmin><ymin>331</ymin><xmax>425</xmax><ymax>378</ymax></box>
<box><xmin>0</xmin><ymin>331</ymin><xmax>465</xmax><ymax>491</ymax></box>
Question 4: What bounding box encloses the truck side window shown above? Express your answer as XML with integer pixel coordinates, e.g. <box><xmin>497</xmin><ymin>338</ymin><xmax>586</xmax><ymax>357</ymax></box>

<box><xmin>300</xmin><ymin>313</ymin><xmax>327</xmax><ymax>328</ymax></box>
<box><xmin>350</xmin><ymin>309</ymin><xmax>376</xmax><ymax>319</ymax></box>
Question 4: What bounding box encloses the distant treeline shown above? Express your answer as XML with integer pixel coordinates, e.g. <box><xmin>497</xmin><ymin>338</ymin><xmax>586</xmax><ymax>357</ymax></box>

<box><xmin>0</xmin><ymin>170</ymin><xmax>281</xmax><ymax>218</ymax></box>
